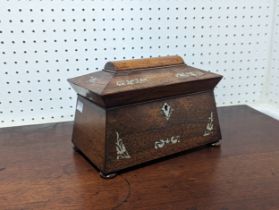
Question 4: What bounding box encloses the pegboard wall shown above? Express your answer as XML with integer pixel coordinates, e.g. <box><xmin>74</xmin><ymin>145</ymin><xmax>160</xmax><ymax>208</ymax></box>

<box><xmin>266</xmin><ymin>1</ymin><xmax>279</xmax><ymax>106</ymax></box>
<box><xmin>0</xmin><ymin>0</ymin><xmax>277</xmax><ymax>127</ymax></box>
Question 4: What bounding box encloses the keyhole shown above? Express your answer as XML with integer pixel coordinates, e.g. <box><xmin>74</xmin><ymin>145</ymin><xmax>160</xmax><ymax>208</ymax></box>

<box><xmin>161</xmin><ymin>102</ymin><xmax>172</xmax><ymax>120</ymax></box>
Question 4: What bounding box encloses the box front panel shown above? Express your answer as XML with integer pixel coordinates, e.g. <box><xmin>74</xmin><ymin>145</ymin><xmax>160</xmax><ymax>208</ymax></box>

<box><xmin>105</xmin><ymin>91</ymin><xmax>221</xmax><ymax>172</ymax></box>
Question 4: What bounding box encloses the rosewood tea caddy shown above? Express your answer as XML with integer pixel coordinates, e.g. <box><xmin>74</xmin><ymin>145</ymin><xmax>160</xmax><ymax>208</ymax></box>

<box><xmin>68</xmin><ymin>56</ymin><xmax>222</xmax><ymax>178</ymax></box>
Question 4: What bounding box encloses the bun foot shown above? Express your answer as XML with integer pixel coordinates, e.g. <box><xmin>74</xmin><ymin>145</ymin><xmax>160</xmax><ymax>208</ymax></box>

<box><xmin>100</xmin><ymin>171</ymin><xmax>117</xmax><ymax>179</ymax></box>
<box><xmin>211</xmin><ymin>141</ymin><xmax>221</xmax><ymax>147</ymax></box>
<box><xmin>73</xmin><ymin>146</ymin><xmax>81</xmax><ymax>153</ymax></box>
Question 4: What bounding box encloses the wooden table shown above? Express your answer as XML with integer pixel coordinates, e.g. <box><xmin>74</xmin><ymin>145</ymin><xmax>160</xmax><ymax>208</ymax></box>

<box><xmin>1</xmin><ymin>105</ymin><xmax>279</xmax><ymax>210</ymax></box>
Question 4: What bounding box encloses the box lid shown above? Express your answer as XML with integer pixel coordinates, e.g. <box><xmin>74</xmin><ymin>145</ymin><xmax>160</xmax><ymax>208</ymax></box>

<box><xmin>68</xmin><ymin>56</ymin><xmax>222</xmax><ymax>108</ymax></box>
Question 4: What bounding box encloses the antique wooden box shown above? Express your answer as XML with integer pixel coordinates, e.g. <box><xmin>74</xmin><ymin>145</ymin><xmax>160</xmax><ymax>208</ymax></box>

<box><xmin>68</xmin><ymin>56</ymin><xmax>222</xmax><ymax>178</ymax></box>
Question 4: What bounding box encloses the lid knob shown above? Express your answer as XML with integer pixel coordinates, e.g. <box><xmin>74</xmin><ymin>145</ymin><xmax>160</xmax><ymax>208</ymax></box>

<box><xmin>104</xmin><ymin>55</ymin><xmax>185</xmax><ymax>72</ymax></box>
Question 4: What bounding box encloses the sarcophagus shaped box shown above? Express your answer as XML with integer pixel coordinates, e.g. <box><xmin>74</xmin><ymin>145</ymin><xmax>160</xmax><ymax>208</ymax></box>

<box><xmin>68</xmin><ymin>56</ymin><xmax>222</xmax><ymax>178</ymax></box>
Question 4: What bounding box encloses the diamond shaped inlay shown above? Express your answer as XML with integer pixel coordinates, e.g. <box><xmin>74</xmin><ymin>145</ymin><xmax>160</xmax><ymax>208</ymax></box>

<box><xmin>161</xmin><ymin>102</ymin><xmax>173</xmax><ymax>120</ymax></box>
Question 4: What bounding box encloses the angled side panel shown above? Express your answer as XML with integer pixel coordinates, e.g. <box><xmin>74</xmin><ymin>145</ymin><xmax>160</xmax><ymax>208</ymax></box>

<box><xmin>72</xmin><ymin>95</ymin><xmax>106</xmax><ymax>171</ymax></box>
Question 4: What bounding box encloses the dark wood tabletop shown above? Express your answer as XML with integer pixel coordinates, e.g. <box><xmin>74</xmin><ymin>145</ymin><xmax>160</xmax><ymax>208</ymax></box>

<box><xmin>1</xmin><ymin>105</ymin><xmax>279</xmax><ymax>210</ymax></box>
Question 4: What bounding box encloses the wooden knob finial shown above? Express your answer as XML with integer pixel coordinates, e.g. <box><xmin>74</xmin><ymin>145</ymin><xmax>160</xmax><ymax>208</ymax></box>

<box><xmin>104</xmin><ymin>55</ymin><xmax>184</xmax><ymax>72</ymax></box>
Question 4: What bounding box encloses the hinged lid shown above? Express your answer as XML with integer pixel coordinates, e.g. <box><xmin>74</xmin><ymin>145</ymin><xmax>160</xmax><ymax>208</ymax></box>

<box><xmin>68</xmin><ymin>56</ymin><xmax>222</xmax><ymax>108</ymax></box>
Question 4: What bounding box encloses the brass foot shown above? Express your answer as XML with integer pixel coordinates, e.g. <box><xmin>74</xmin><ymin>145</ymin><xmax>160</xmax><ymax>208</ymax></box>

<box><xmin>211</xmin><ymin>141</ymin><xmax>221</xmax><ymax>147</ymax></box>
<box><xmin>99</xmin><ymin>171</ymin><xmax>117</xmax><ymax>179</ymax></box>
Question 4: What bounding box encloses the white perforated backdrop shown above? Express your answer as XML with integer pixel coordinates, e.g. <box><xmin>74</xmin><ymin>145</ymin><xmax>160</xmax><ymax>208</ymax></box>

<box><xmin>251</xmin><ymin>0</ymin><xmax>279</xmax><ymax>120</ymax></box>
<box><xmin>0</xmin><ymin>0</ymin><xmax>277</xmax><ymax>127</ymax></box>
<box><xmin>267</xmin><ymin>1</ymin><xmax>279</xmax><ymax>106</ymax></box>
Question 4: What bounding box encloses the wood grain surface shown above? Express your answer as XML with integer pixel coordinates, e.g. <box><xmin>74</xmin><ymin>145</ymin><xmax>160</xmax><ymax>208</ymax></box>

<box><xmin>1</xmin><ymin>105</ymin><xmax>279</xmax><ymax>210</ymax></box>
<box><xmin>105</xmin><ymin>91</ymin><xmax>221</xmax><ymax>173</ymax></box>
<box><xmin>68</xmin><ymin>56</ymin><xmax>222</xmax><ymax>108</ymax></box>
<box><xmin>72</xmin><ymin>95</ymin><xmax>106</xmax><ymax>172</ymax></box>
<box><xmin>104</xmin><ymin>55</ymin><xmax>184</xmax><ymax>72</ymax></box>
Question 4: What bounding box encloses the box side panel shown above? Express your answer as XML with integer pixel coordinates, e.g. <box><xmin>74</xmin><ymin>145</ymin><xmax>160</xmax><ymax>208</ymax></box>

<box><xmin>105</xmin><ymin>91</ymin><xmax>221</xmax><ymax>173</ymax></box>
<box><xmin>72</xmin><ymin>95</ymin><xmax>106</xmax><ymax>171</ymax></box>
